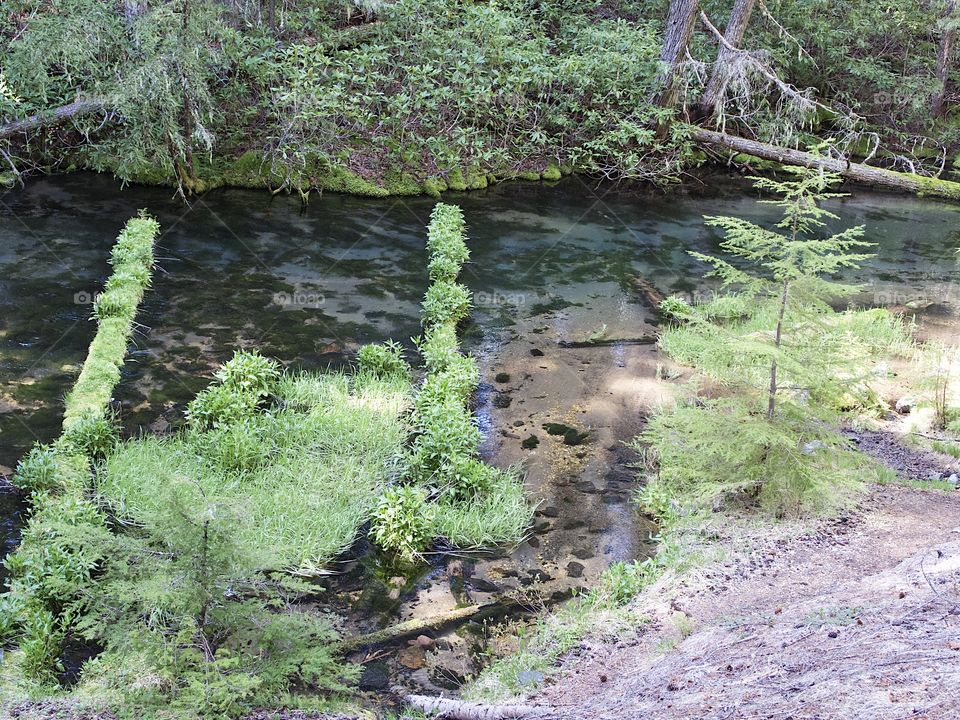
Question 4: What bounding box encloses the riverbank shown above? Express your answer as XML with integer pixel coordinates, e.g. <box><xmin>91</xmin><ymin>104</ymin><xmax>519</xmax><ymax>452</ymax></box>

<box><xmin>510</xmin><ymin>481</ymin><xmax>960</xmax><ymax>719</ymax></box>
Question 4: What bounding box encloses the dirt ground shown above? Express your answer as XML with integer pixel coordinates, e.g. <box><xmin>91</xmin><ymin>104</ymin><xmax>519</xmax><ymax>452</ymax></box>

<box><xmin>525</xmin><ymin>483</ymin><xmax>960</xmax><ymax>719</ymax></box>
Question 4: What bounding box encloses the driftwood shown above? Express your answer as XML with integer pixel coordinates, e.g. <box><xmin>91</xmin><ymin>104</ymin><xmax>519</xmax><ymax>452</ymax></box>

<box><xmin>691</xmin><ymin>128</ymin><xmax>960</xmax><ymax>201</ymax></box>
<box><xmin>557</xmin><ymin>336</ymin><xmax>657</xmax><ymax>348</ymax></box>
<box><xmin>0</xmin><ymin>99</ymin><xmax>107</xmax><ymax>141</ymax></box>
<box><xmin>405</xmin><ymin>695</ymin><xmax>552</xmax><ymax>720</ymax></box>
<box><xmin>334</xmin><ymin>600</ymin><xmax>516</xmax><ymax>653</ymax></box>
<box><xmin>630</xmin><ymin>276</ymin><xmax>666</xmax><ymax>309</ymax></box>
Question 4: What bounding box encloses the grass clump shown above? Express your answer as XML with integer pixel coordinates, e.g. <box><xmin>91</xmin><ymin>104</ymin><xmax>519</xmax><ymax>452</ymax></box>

<box><xmin>99</xmin><ymin>359</ymin><xmax>412</xmax><ymax>573</ymax></box>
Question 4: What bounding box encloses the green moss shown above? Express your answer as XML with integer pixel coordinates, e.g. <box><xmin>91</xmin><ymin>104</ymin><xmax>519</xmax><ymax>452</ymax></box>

<box><xmin>464</xmin><ymin>167</ymin><xmax>488</xmax><ymax>190</ymax></box>
<box><xmin>542</xmin><ymin>164</ymin><xmax>562</xmax><ymax>181</ymax></box>
<box><xmin>730</xmin><ymin>153</ymin><xmax>782</xmax><ymax>171</ymax></box>
<box><xmin>558</xmin><ymin>164</ymin><xmax>573</xmax><ymax>176</ymax></box>
<box><xmin>64</xmin><ymin>214</ymin><xmax>159</xmax><ymax>429</ymax></box>
<box><xmin>447</xmin><ymin>168</ymin><xmax>468</xmax><ymax>191</ymax></box>
<box><xmin>382</xmin><ymin>170</ymin><xmax>423</xmax><ymax>196</ymax></box>
<box><xmin>518</xmin><ymin>170</ymin><xmax>541</xmax><ymax>181</ymax></box>
<box><xmin>422</xmin><ymin>176</ymin><xmax>448</xmax><ymax>197</ymax></box>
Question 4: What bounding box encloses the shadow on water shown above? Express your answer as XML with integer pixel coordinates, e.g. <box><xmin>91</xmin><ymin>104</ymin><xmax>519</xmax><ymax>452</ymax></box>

<box><xmin>1</xmin><ymin>171</ymin><xmax>959</xmax><ymax>689</ymax></box>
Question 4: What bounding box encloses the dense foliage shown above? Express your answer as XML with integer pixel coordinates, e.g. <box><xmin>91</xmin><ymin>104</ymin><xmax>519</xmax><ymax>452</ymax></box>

<box><xmin>5</xmin><ymin>0</ymin><xmax>958</xmax><ymax>192</ymax></box>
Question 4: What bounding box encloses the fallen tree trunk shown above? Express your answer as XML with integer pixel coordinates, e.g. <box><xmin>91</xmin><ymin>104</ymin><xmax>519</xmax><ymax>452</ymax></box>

<box><xmin>334</xmin><ymin>600</ymin><xmax>516</xmax><ymax>653</ymax></box>
<box><xmin>405</xmin><ymin>695</ymin><xmax>553</xmax><ymax>720</ymax></box>
<box><xmin>691</xmin><ymin>128</ymin><xmax>960</xmax><ymax>201</ymax></box>
<box><xmin>557</xmin><ymin>336</ymin><xmax>658</xmax><ymax>348</ymax></box>
<box><xmin>0</xmin><ymin>99</ymin><xmax>108</xmax><ymax>141</ymax></box>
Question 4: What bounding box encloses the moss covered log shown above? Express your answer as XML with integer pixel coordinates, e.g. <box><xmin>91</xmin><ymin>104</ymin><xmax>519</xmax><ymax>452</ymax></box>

<box><xmin>0</xmin><ymin>213</ymin><xmax>159</xmax><ymax>685</ymax></box>
<box><xmin>63</xmin><ymin>212</ymin><xmax>159</xmax><ymax>430</ymax></box>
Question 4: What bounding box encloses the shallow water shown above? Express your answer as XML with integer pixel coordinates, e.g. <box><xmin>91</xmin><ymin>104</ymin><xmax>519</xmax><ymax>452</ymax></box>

<box><xmin>1</xmin><ymin>172</ymin><xmax>959</xmax><ymax>686</ymax></box>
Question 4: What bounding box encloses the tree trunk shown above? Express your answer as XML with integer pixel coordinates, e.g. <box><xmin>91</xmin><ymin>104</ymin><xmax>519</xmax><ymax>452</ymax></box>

<box><xmin>333</xmin><ymin>601</ymin><xmax>516</xmax><ymax>653</ymax></box>
<box><xmin>656</xmin><ymin>0</ymin><xmax>700</xmax><ymax>113</ymax></box>
<box><xmin>0</xmin><ymin>100</ymin><xmax>107</xmax><ymax>141</ymax></box>
<box><xmin>700</xmin><ymin>0</ymin><xmax>756</xmax><ymax>120</ymax></box>
<box><xmin>767</xmin><ymin>278</ymin><xmax>788</xmax><ymax>419</ymax></box>
<box><xmin>932</xmin><ymin>0</ymin><xmax>958</xmax><ymax>117</ymax></box>
<box><xmin>405</xmin><ymin>695</ymin><xmax>553</xmax><ymax>720</ymax></box>
<box><xmin>691</xmin><ymin>128</ymin><xmax>960</xmax><ymax>200</ymax></box>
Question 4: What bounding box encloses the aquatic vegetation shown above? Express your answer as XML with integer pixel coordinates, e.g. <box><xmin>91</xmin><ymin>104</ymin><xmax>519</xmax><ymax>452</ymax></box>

<box><xmin>370</xmin><ymin>486</ymin><xmax>435</xmax><ymax>562</ymax></box>
<box><xmin>63</xmin><ymin>212</ymin><xmax>159</xmax><ymax>429</ymax></box>
<box><xmin>101</xmin><ymin>366</ymin><xmax>412</xmax><ymax>572</ymax></box>
<box><xmin>371</xmin><ymin>203</ymin><xmax>531</xmax><ymax>557</ymax></box>
<box><xmin>356</xmin><ymin>340</ymin><xmax>409</xmax><ymax>380</ymax></box>
<box><xmin>1</xmin><ymin>214</ymin><xmax>158</xmax><ymax>685</ymax></box>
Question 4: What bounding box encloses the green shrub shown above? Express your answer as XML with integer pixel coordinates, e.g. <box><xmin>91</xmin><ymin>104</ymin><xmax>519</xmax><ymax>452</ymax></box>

<box><xmin>215</xmin><ymin>349</ymin><xmax>280</xmax><ymax>398</ymax></box>
<box><xmin>370</xmin><ymin>485</ymin><xmax>435</xmax><ymax>560</ymax></box>
<box><xmin>418</xmin><ymin>323</ymin><xmax>461</xmax><ymax>372</ymax></box>
<box><xmin>61</xmin><ymin>412</ymin><xmax>120</xmax><ymax>460</ymax></box>
<box><xmin>186</xmin><ymin>383</ymin><xmax>259</xmax><ymax>430</ymax></box>
<box><xmin>12</xmin><ymin>444</ymin><xmax>61</xmax><ymax>494</ymax></box>
<box><xmin>357</xmin><ymin>340</ymin><xmax>409</xmax><ymax>379</ymax></box>
<box><xmin>428</xmin><ymin>253</ymin><xmax>462</xmax><ymax>283</ymax></box>
<box><xmin>414</xmin><ymin>354</ymin><xmax>479</xmax><ymax>413</ymax></box>
<box><xmin>422</xmin><ymin>280</ymin><xmax>471</xmax><ymax>328</ymax></box>
<box><xmin>409</xmin><ymin>399</ymin><xmax>483</xmax><ymax>482</ymax></box>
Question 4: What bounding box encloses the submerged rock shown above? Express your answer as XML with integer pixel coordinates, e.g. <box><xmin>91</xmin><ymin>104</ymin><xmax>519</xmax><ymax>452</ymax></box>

<box><xmin>398</xmin><ymin>645</ymin><xmax>426</xmax><ymax>670</ymax></box>
<box><xmin>895</xmin><ymin>396</ymin><xmax>915</xmax><ymax>414</ymax></box>
<box><xmin>359</xmin><ymin>661</ymin><xmax>391</xmax><ymax>691</ymax></box>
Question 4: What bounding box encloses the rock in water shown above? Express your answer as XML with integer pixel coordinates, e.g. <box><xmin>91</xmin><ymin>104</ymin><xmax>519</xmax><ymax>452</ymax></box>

<box><xmin>895</xmin><ymin>397</ymin><xmax>915</xmax><ymax>414</ymax></box>
<box><xmin>398</xmin><ymin>645</ymin><xmax>426</xmax><ymax>670</ymax></box>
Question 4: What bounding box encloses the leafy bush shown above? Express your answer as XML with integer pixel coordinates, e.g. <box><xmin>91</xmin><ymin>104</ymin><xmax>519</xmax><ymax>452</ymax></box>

<box><xmin>357</xmin><ymin>340</ymin><xmax>409</xmax><ymax>379</ymax></box>
<box><xmin>186</xmin><ymin>383</ymin><xmax>259</xmax><ymax>430</ymax></box>
<box><xmin>370</xmin><ymin>485</ymin><xmax>435</xmax><ymax>560</ymax></box>
<box><xmin>12</xmin><ymin>444</ymin><xmax>60</xmax><ymax>495</ymax></box>
<box><xmin>61</xmin><ymin>412</ymin><xmax>120</xmax><ymax>460</ymax></box>
<box><xmin>418</xmin><ymin>324</ymin><xmax>461</xmax><ymax>373</ymax></box>
<box><xmin>421</xmin><ymin>280</ymin><xmax>471</xmax><ymax>328</ymax></box>
<box><xmin>215</xmin><ymin>349</ymin><xmax>280</xmax><ymax>398</ymax></box>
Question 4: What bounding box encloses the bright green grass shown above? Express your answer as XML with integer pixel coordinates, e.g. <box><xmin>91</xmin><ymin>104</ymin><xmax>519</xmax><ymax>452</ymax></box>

<box><xmin>97</xmin><ymin>372</ymin><xmax>411</xmax><ymax>573</ymax></box>
<box><xmin>431</xmin><ymin>468</ymin><xmax>531</xmax><ymax>548</ymax></box>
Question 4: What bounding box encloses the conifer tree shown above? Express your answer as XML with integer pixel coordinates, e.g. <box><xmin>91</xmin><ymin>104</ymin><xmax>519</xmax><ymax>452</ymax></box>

<box><xmin>646</xmin><ymin>167</ymin><xmax>908</xmax><ymax>516</ymax></box>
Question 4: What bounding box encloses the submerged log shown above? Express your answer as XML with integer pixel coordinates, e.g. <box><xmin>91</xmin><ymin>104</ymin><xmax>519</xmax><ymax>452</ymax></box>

<box><xmin>334</xmin><ymin>600</ymin><xmax>517</xmax><ymax>653</ymax></box>
<box><xmin>557</xmin><ymin>336</ymin><xmax>658</xmax><ymax>348</ymax></box>
<box><xmin>405</xmin><ymin>695</ymin><xmax>553</xmax><ymax>720</ymax></box>
<box><xmin>0</xmin><ymin>99</ymin><xmax>108</xmax><ymax>141</ymax></box>
<box><xmin>691</xmin><ymin>128</ymin><xmax>960</xmax><ymax>201</ymax></box>
<box><xmin>630</xmin><ymin>275</ymin><xmax>666</xmax><ymax>309</ymax></box>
